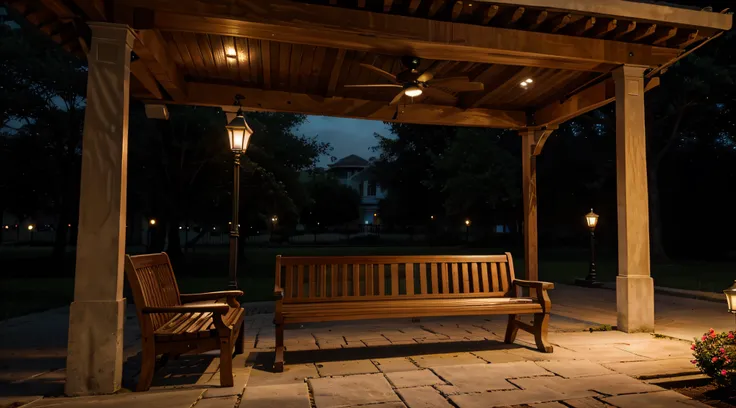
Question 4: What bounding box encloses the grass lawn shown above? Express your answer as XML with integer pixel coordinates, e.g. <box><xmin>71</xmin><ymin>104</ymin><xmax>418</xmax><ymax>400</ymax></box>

<box><xmin>1</xmin><ymin>245</ymin><xmax>734</xmax><ymax>320</ymax></box>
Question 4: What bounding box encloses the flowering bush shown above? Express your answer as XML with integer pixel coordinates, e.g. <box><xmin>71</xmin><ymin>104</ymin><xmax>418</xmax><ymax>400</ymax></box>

<box><xmin>692</xmin><ymin>328</ymin><xmax>736</xmax><ymax>389</ymax></box>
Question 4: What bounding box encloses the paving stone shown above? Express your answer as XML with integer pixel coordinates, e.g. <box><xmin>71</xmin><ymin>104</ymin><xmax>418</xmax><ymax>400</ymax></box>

<box><xmin>357</xmin><ymin>403</ymin><xmax>406</xmax><ymax>408</ymax></box>
<box><xmin>602</xmin><ymin>359</ymin><xmax>699</xmax><ymax>379</ymax></box>
<box><xmin>373</xmin><ymin>358</ymin><xmax>420</xmax><ymax>373</ymax></box>
<box><xmin>342</xmin><ymin>341</ymin><xmax>367</xmax><ymax>348</ymax></box>
<box><xmin>239</xmin><ymin>383</ymin><xmax>310</xmax><ymax>408</ymax></box>
<box><xmin>511</xmin><ymin>374</ymin><xmax>663</xmax><ymax>398</ymax></box>
<box><xmin>530</xmin><ymin>403</ymin><xmax>568</xmax><ymax>408</ymax></box>
<box><xmin>411</xmin><ymin>352</ymin><xmax>485</xmax><ymax>368</ymax></box>
<box><xmin>563</xmin><ymin>345</ymin><xmax>648</xmax><ymax>363</ymax></box>
<box><xmin>24</xmin><ymin>389</ymin><xmax>205</xmax><ymax>408</ymax></box>
<box><xmin>506</xmin><ymin>346</ymin><xmax>578</xmax><ymax>361</ymax></box>
<box><xmin>536</xmin><ymin>360</ymin><xmax>614</xmax><ymax>378</ymax></box>
<box><xmin>471</xmin><ymin>350</ymin><xmax>530</xmax><ymax>363</ymax></box>
<box><xmin>194</xmin><ymin>396</ymin><xmax>239</xmax><ymax>408</ymax></box>
<box><xmin>203</xmin><ymin>369</ymin><xmax>251</xmax><ymax>398</ymax></box>
<box><xmin>316</xmin><ymin>359</ymin><xmax>378</xmax><ymax>376</ymax></box>
<box><xmin>602</xmin><ymin>390</ymin><xmax>710</xmax><ymax>407</ymax></box>
<box><xmin>397</xmin><ymin>386</ymin><xmax>453</xmax><ymax>408</ymax></box>
<box><xmin>450</xmin><ymin>387</ymin><xmax>564</xmax><ymax>407</ymax></box>
<box><xmin>248</xmin><ymin>364</ymin><xmax>318</xmax><ymax>386</ymax></box>
<box><xmin>309</xmin><ymin>373</ymin><xmax>401</xmax><ymax>407</ymax></box>
<box><xmin>508</xmin><ymin>377</ymin><xmax>598</xmax><ymax>400</ymax></box>
<box><xmin>363</xmin><ymin>338</ymin><xmax>393</xmax><ymax>347</ymax></box>
<box><xmin>385</xmin><ymin>370</ymin><xmax>445</xmax><ymax>388</ymax></box>
<box><xmin>614</xmin><ymin>340</ymin><xmax>693</xmax><ymax>360</ymax></box>
<box><xmin>434</xmin><ymin>362</ymin><xmax>550</xmax><ymax>394</ymax></box>
<box><xmin>562</xmin><ymin>397</ymin><xmax>610</xmax><ymax>408</ymax></box>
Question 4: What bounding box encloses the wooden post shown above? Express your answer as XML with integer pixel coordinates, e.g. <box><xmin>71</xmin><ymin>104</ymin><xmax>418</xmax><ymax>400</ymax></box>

<box><xmin>65</xmin><ymin>23</ymin><xmax>135</xmax><ymax>396</ymax></box>
<box><xmin>613</xmin><ymin>65</ymin><xmax>654</xmax><ymax>333</ymax></box>
<box><xmin>520</xmin><ymin>130</ymin><xmax>538</xmax><ymax>282</ymax></box>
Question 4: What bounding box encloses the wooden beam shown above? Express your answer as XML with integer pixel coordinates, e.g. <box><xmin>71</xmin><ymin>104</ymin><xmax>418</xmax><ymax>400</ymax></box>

<box><xmin>652</xmin><ymin>27</ymin><xmax>678</xmax><ymax>46</ymax></box>
<box><xmin>408</xmin><ymin>0</ymin><xmax>422</xmax><ymax>15</ymax></box>
<box><xmin>357</xmin><ymin>0</ymin><xmax>366</xmax><ymax>8</ymax></box>
<box><xmin>121</xmin><ymin>0</ymin><xmax>682</xmax><ymax>72</ymax></box>
<box><xmin>428</xmin><ymin>0</ymin><xmax>444</xmax><ymax>17</ymax></box>
<box><xmin>571</xmin><ymin>17</ymin><xmax>596</xmax><ymax>36</ymax></box>
<box><xmin>632</xmin><ymin>24</ymin><xmax>657</xmax><ymax>42</ymax></box>
<box><xmin>614</xmin><ymin>21</ymin><xmax>636</xmax><ymax>40</ymax></box>
<box><xmin>472</xmin><ymin>0</ymin><xmax>732</xmax><ymax>31</ymax></box>
<box><xmin>130</xmin><ymin>60</ymin><xmax>164</xmax><ymax>99</ymax></box>
<box><xmin>176</xmin><ymin>82</ymin><xmax>528</xmax><ymax>128</ymax></box>
<box><xmin>592</xmin><ymin>19</ymin><xmax>617</xmax><ymax>39</ymax></box>
<box><xmin>532</xmin><ymin>126</ymin><xmax>556</xmax><ymax>156</ymax></box>
<box><xmin>326</xmin><ymin>49</ymin><xmax>347</xmax><ymax>97</ymax></box>
<box><xmin>506</xmin><ymin>7</ymin><xmax>526</xmax><ymax>27</ymax></box>
<box><xmin>482</xmin><ymin>5</ymin><xmax>499</xmax><ymax>24</ymax></box>
<box><xmin>534</xmin><ymin>76</ymin><xmax>660</xmax><ymax>126</ymax></box>
<box><xmin>383</xmin><ymin>0</ymin><xmax>394</xmax><ymax>13</ymax></box>
<box><xmin>672</xmin><ymin>30</ymin><xmax>699</xmax><ymax>48</ymax></box>
<box><xmin>521</xmin><ymin>129</ymin><xmax>538</xmax><ymax>282</ymax></box>
<box><xmin>69</xmin><ymin>0</ymin><xmax>107</xmax><ymax>21</ymax></box>
<box><xmin>549</xmin><ymin>14</ymin><xmax>572</xmax><ymax>33</ymax></box>
<box><xmin>527</xmin><ymin>10</ymin><xmax>548</xmax><ymax>31</ymax></box>
<box><xmin>39</xmin><ymin>0</ymin><xmax>76</xmax><ymax>21</ymax></box>
<box><xmin>133</xmin><ymin>30</ymin><xmax>187</xmax><ymax>100</ymax></box>
<box><xmin>451</xmin><ymin>1</ymin><xmax>464</xmax><ymax>21</ymax></box>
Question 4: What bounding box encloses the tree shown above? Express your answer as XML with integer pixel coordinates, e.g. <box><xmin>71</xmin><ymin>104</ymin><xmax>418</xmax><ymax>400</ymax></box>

<box><xmin>301</xmin><ymin>171</ymin><xmax>361</xmax><ymax>227</ymax></box>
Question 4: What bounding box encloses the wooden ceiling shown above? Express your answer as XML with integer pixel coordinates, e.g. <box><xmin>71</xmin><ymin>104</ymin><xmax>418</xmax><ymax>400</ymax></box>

<box><xmin>6</xmin><ymin>0</ymin><xmax>733</xmax><ymax>129</ymax></box>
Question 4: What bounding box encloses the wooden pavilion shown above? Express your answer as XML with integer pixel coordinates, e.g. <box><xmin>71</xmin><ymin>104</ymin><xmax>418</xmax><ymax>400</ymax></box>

<box><xmin>6</xmin><ymin>0</ymin><xmax>733</xmax><ymax>396</ymax></box>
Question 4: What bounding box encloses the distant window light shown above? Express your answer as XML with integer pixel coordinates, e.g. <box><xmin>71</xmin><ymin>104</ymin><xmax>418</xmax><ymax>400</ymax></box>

<box><xmin>367</xmin><ymin>181</ymin><xmax>377</xmax><ymax>197</ymax></box>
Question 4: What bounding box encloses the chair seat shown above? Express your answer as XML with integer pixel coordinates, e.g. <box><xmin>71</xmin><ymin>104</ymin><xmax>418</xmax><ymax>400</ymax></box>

<box><xmin>281</xmin><ymin>297</ymin><xmax>542</xmax><ymax>324</ymax></box>
<box><xmin>155</xmin><ymin>306</ymin><xmax>244</xmax><ymax>341</ymax></box>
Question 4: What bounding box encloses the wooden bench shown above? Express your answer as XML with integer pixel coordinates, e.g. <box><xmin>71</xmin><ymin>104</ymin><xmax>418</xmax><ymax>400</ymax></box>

<box><xmin>273</xmin><ymin>252</ymin><xmax>553</xmax><ymax>371</ymax></box>
<box><xmin>124</xmin><ymin>253</ymin><xmax>246</xmax><ymax>391</ymax></box>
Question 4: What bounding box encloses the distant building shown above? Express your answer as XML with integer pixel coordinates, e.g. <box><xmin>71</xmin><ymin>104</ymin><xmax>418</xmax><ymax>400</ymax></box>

<box><xmin>328</xmin><ymin>155</ymin><xmax>385</xmax><ymax>225</ymax></box>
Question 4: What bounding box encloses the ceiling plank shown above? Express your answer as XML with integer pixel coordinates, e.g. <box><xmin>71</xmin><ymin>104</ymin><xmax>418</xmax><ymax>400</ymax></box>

<box><xmin>39</xmin><ymin>0</ymin><xmax>76</xmax><ymax>21</ymax></box>
<box><xmin>534</xmin><ymin>76</ymin><xmax>660</xmax><ymax>126</ymax></box>
<box><xmin>180</xmin><ymin>82</ymin><xmax>528</xmax><ymax>129</ymax></box>
<box><xmin>133</xmin><ymin>29</ymin><xmax>187</xmax><ymax>100</ymax></box>
<box><xmin>526</xmin><ymin>10</ymin><xmax>548</xmax><ymax>31</ymax></box>
<box><xmin>327</xmin><ymin>49</ymin><xmax>347</xmax><ymax>97</ymax></box>
<box><xmin>123</xmin><ymin>0</ymin><xmax>682</xmax><ymax>73</ymax></box>
<box><xmin>261</xmin><ymin>40</ymin><xmax>272</xmax><ymax>89</ymax></box>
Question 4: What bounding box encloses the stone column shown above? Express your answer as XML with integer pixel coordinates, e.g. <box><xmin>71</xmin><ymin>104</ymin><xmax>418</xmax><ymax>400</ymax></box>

<box><xmin>520</xmin><ymin>130</ymin><xmax>538</xmax><ymax>282</ymax></box>
<box><xmin>65</xmin><ymin>23</ymin><xmax>135</xmax><ymax>396</ymax></box>
<box><xmin>613</xmin><ymin>65</ymin><xmax>654</xmax><ymax>333</ymax></box>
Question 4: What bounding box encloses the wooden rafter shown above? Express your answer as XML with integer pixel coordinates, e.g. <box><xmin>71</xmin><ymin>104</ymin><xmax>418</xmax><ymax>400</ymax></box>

<box><xmin>571</xmin><ymin>17</ymin><xmax>596</xmax><ymax>36</ymax></box>
<box><xmin>527</xmin><ymin>10</ymin><xmax>548</xmax><ymax>31</ymax></box>
<box><xmin>428</xmin><ymin>0</ymin><xmax>444</xmax><ymax>17</ymax></box>
<box><xmin>68</xmin><ymin>0</ymin><xmax>107</xmax><ymax>21</ymax></box>
<box><xmin>179</xmin><ymin>82</ymin><xmax>528</xmax><ymax>129</ymax></box>
<box><xmin>672</xmin><ymin>30</ymin><xmax>700</xmax><ymax>48</ymax></box>
<box><xmin>119</xmin><ymin>0</ymin><xmax>682</xmax><ymax>72</ymax></box>
<box><xmin>408</xmin><ymin>0</ymin><xmax>422</xmax><ymax>15</ymax></box>
<box><xmin>130</xmin><ymin>60</ymin><xmax>164</xmax><ymax>99</ymax></box>
<box><xmin>614</xmin><ymin>21</ymin><xmax>637</xmax><ymax>40</ymax></box>
<box><xmin>451</xmin><ymin>1</ymin><xmax>464</xmax><ymax>21</ymax></box>
<box><xmin>326</xmin><ymin>49</ymin><xmax>347</xmax><ymax>97</ymax></box>
<box><xmin>652</xmin><ymin>27</ymin><xmax>678</xmax><ymax>45</ymax></box>
<box><xmin>632</xmin><ymin>24</ymin><xmax>657</xmax><ymax>42</ymax></box>
<box><xmin>549</xmin><ymin>14</ymin><xmax>572</xmax><ymax>33</ymax></box>
<box><xmin>592</xmin><ymin>19</ymin><xmax>617</xmax><ymax>39</ymax></box>
<box><xmin>506</xmin><ymin>7</ymin><xmax>526</xmax><ymax>27</ymax></box>
<box><xmin>482</xmin><ymin>5</ymin><xmax>499</xmax><ymax>24</ymax></box>
<box><xmin>133</xmin><ymin>30</ymin><xmax>187</xmax><ymax>100</ymax></box>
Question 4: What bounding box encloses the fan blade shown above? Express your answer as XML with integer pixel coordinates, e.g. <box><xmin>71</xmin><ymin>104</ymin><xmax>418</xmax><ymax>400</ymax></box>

<box><xmin>430</xmin><ymin>77</ymin><xmax>485</xmax><ymax>92</ymax></box>
<box><xmin>359</xmin><ymin>63</ymin><xmax>398</xmax><ymax>82</ymax></box>
<box><xmin>422</xmin><ymin>87</ymin><xmax>457</xmax><ymax>104</ymax></box>
<box><xmin>417</xmin><ymin>61</ymin><xmax>443</xmax><ymax>83</ymax></box>
<box><xmin>344</xmin><ymin>84</ymin><xmax>403</xmax><ymax>88</ymax></box>
<box><xmin>389</xmin><ymin>91</ymin><xmax>404</xmax><ymax>106</ymax></box>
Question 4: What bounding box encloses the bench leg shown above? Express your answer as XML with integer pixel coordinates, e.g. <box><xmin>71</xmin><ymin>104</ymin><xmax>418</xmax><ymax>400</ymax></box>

<box><xmin>504</xmin><ymin>314</ymin><xmax>519</xmax><ymax>344</ymax></box>
<box><xmin>137</xmin><ymin>341</ymin><xmax>156</xmax><ymax>392</ymax></box>
<box><xmin>219</xmin><ymin>337</ymin><xmax>234</xmax><ymax>387</ymax></box>
<box><xmin>234</xmin><ymin>319</ymin><xmax>245</xmax><ymax>355</ymax></box>
<box><xmin>274</xmin><ymin>322</ymin><xmax>285</xmax><ymax>373</ymax></box>
<box><xmin>532</xmin><ymin>312</ymin><xmax>553</xmax><ymax>353</ymax></box>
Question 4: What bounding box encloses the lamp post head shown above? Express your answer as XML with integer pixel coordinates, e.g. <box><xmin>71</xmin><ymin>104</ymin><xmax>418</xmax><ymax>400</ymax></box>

<box><xmin>724</xmin><ymin>281</ymin><xmax>736</xmax><ymax>314</ymax></box>
<box><xmin>27</xmin><ymin>225</ymin><xmax>34</xmax><ymax>231</ymax></box>
<box><xmin>271</xmin><ymin>215</ymin><xmax>278</xmax><ymax>223</ymax></box>
<box><xmin>149</xmin><ymin>219</ymin><xmax>157</xmax><ymax>226</ymax></box>
<box><xmin>226</xmin><ymin>110</ymin><xmax>254</xmax><ymax>153</ymax></box>
<box><xmin>585</xmin><ymin>209</ymin><xmax>599</xmax><ymax>230</ymax></box>
<box><xmin>465</xmin><ymin>219</ymin><xmax>471</xmax><ymax>226</ymax></box>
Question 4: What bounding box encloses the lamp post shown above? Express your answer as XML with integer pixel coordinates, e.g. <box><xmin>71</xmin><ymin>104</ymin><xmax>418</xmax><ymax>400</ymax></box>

<box><xmin>225</xmin><ymin>95</ymin><xmax>254</xmax><ymax>289</ymax></box>
<box><xmin>575</xmin><ymin>209</ymin><xmax>602</xmax><ymax>287</ymax></box>
<box><xmin>465</xmin><ymin>219</ymin><xmax>471</xmax><ymax>242</ymax></box>
<box><xmin>270</xmin><ymin>216</ymin><xmax>278</xmax><ymax>241</ymax></box>
<box><xmin>148</xmin><ymin>219</ymin><xmax>156</xmax><ymax>251</ymax></box>
<box><xmin>28</xmin><ymin>224</ymin><xmax>34</xmax><ymax>243</ymax></box>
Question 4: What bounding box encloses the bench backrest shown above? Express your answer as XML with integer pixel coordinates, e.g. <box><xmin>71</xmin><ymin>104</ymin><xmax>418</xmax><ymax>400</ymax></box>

<box><xmin>275</xmin><ymin>253</ymin><xmax>516</xmax><ymax>304</ymax></box>
<box><xmin>124</xmin><ymin>252</ymin><xmax>181</xmax><ymax>332</ymax></box>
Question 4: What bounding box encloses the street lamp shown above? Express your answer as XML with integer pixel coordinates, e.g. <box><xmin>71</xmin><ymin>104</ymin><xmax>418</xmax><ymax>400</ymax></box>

<box><xmin>226</xmin><ymin>95</ymin><xmax>254</xmax><ymax>289</ymax></box>
<box><xmin>465</xmin><ymin>219</ymin><xmax>471</xmax><ymax>242</ymax></box>
<box><xmin>724</xmin><ymin>281</ymin><xmax>736</xmax><ymax>313</ymax></box>
<box><xmin>575</xmin><ymin>209</ymin><xmax>602</xmax><ymax>287</ymax></box>
<box><xmin>28</xmin><ymin>224</ymin><xmax>34</xmax><ymax>243</ymax></box>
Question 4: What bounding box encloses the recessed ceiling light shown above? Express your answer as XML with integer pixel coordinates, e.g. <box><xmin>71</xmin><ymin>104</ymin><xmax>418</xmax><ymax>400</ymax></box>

<box><xmin>525</xmin><ymin>78</ymin><xmax>533</xmax><ymax>84</ymax></box>
<box><xmin>520</xmin><ymin>81</ymin><xmax>528</xmax><ymax>87</ymax></box>
<box><xmin>225</xmin><ymin>48</ymin><xmax>237</xmax><ymax>59</ymax></box>
<box><xmin>404</xmin><ymin>85</ymin><xmax>423</xmax><ymax>97</ymax></box>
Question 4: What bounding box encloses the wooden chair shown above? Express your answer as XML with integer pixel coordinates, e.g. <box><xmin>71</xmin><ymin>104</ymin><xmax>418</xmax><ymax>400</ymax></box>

<box><xmin>124</xmin><ymin>253</ymin><xmax>245</xmax><ymax>391</ymax></box>
<box><xmin>273</xmin><ymin>252</ymin><xmax>552</xmax><ymax>371</ymax></box>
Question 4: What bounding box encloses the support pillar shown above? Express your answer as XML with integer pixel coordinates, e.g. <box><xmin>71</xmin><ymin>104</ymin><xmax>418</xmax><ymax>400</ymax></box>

<box><xmin>520</xmin><ymin>130</ymin><xmax>538</xmax><ymax>282</ymax></box>
<box><xmin>65</xmin><ymin>23</ymin><xmax>135</xmax><ymax>396</ymax></box>
<box><xmin>613</xmin><ymin>65</ymin><xmax>654</xmax><ymax>333</ymax></box>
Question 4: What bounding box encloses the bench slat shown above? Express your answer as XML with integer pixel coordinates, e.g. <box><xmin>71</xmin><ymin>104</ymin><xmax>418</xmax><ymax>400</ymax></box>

<box><xmin>481</xmin><ymin>263</ymin><xmax>490</xmax><ymax>292</ymax></box>
<box><xmin>366</xmin><ymin>264</ymin><xmax>373</xmax><ymax>296</ymax></box>
<box><xmin>452</xmin><ymin>264</ymin><xmax>460</xmax><ymax>294</ymax></box>
<box><xmin>441</xmin><ymin>263</ymin><xmax>449</xmax><ymax>294</ymax></box>
<box><xmin>500</xmin><ymin>263</ymin><xmax>509</xmax><ymax>295</ymax></box>
<box><xmin>297</xmin><ymin>265</ymin><xmax>305</xmax><ymax>299</ymax></box>
<box><xmin>491</xmin><ymin>263</ymin><xmax>500</xmax><ymax>292</ymax></box>
<box><xmin>391</xmin><ymin>264</ymin><xmax>399</xmax><ymax>296</ymax></box>
<box><xmin>353</xmin><ymin>264</ymin><xmax>360</xmax><ymax>296</ymax></box>
<box><xmin>462</xmin><ymin>263</ymin><xmax>470</xmax><ymax>293</ymax></box>
<box><xmin>309</xmin><ymin>265</ymin><xmax>316</xmax><ymax>298</ymax></box>
<box><xmin>472</xmin><ymin>263</ymin><xmax>480</xmax><ymax>293</ymax></box>
<box><xmin>405</xmin><ymin>263</ymin><xmax>414</xmax><ymax>295</ymax></box>
<box><xmin>331</xmin><ymin>264</ymin><xmax>338</xmax><ymax>297</ymax></box>
<box><xmin>431</xmin><ymin>263</ymin><xmax>439</xmax><ymax>294</ymax></box>
<box><xmin>378</xmin><ymin>264</ymin><xmax>386</xmax><ymax>296</ymax></box>
<box><xmin>419</xmin><ymin>264</ymin><xmax>427</xmax><ymax>295</ymax></box>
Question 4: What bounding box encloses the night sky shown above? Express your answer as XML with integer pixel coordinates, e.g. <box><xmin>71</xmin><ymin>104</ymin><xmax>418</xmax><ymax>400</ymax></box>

<box><xmin>296</xmin><ymin>116</ymin><xmax>393</xmax><ymax>167</ymax></box>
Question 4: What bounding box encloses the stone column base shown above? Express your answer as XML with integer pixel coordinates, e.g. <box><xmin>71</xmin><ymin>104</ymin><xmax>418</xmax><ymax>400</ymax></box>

<box><xmin>65</xmin><ymin>299</ymin><xmax>125</xmax><ymax>396</ymax></box>
<box><xmin>616</xmin><ymin>276</ymin><xmax>654</xmax><ymax>333</ymax></box>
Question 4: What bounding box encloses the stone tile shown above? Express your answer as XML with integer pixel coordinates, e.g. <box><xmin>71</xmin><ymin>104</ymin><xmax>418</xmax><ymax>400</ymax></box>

<box><xmin>342</xmin><ymin>341</ymin><xmax>366</xmax><ymax>348</ymax></box>
<box><xmin>411</xmin><ymin>353</ymin><xmax>485</xmax><ymax>368</ymax></box>
<box><xmin>248</xmin><ymin>364</ymin><xmax>318</xmax><ymax>386</ymax></box>
<box><xmin>373</xmin><ymin>358</ymin><xmax>420</xmax><ymax>373</ymax></box>
<box><xmin>239</xmin><ymin>383</ymin><xmax>310</xmax><ymax>408</ymax></box>
<box><xmin>562</xmin><ymin>397</ymin><xmax>609</xmax><ymax>408</ymax></box>
<box><xmin>358</xmin><ymin>403</ymin><xmax>406</xmax><ymax>408</ymax></box>
<box><xmin>614</xmin><ymin>340</ymin><xmax>693</xmax><ymax>360</ymax></box>
<box><xmin>309</xmin><ymin>373</ymin><xmax>400</xmax><ymax>407</ymax></box>
<box><xmin>363</xmin><ymin>338</ymin><xmax>393</xmax><ymax>347</ymax></box>
<box><xmin>0</xmin><ymin>396</ymin><xmax>43</xmax><ymax>408</ymax></box>
<box><xmin>564</xmin><ymin>345</ymin><xmax>647</xmax><ymax>363</ymax></box>
<box><xmin>509</xmin><ymin>377</ymin><xmax>598</xmax><ymax>400</ymax></box>
<box><xmin>450</xmin><ymin>387</ymin><xmax>564</xmax><ymax>407</ymax></box>
<box><xmin>536</xmin><ymin>360</ymin><xmax>614</xmax><ymax>378</ymax></box>
<box><xmin>472</xmin><ymin>350</ymin><xmax>530</xmax><ymax>363</ymax></box>
<box><xmin>203</xmin><ymin>369</ymin><xmax>251</xmax><ymax>398</ymax></box>
<box><xmin>602</xmin><ymin>390</ymin><xmax>710</xmax><ymax>407</ymax></box>
<box><xmin>316</xmin><ymin>360</ymin><xmax>378</xmax><ymax>376</ymax></box>
<box><xmin>386</xmin><ymin>370</ymin><xmax>444</xmax><ymax>388</ymax></box>
<box><xmin>512</xmin><ymin>374</ymin><xmax>663</xmax><ymax>398</ymax></box>
<box><xmin>25</xmin><ymin>389</ymin><xmax>205</xmax><ymax>408</ymax></box>
<box><xmin>397</xmin><ymin>387</ymin><xmax>453</xmax><ymax>408</ymax></box>
<box><xmin>506</xmin><ymin>346</ymin><xmax>578</xmax><ymax>361</ymax></box>
<box><xmin>602</xmin><ymin>359</ymin><xmax>699</xmax><ymax>378</ymax></box>
<box><xmin>530</xmin><ymin>403</ymin><xmax>568</xmax><ymax>408</ymax></box>
<box><xmin>194</xmin><ymin>396</ymin><xmax>239</xmax><ymax>408</ymax></box>
<box><xmin>434</xmin><ymin>362</ymin><xmax>550</xmax><ymax>394</ymax></box>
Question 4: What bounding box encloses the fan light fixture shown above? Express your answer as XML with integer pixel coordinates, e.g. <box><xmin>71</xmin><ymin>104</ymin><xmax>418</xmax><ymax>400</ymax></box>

<box><xmin>226</xmin><ymin>48</ymin><xmax>237</xmax><ymax>59</ymax></box>
<box><xmin>520</xmin><ymin>78</ymin><xmax>534</xmax><ymax>88</ymax></box>
<box><xmin>404</xmin><ymin>85</ymin><xmax>423</xmax><ymax>97</ymax></box>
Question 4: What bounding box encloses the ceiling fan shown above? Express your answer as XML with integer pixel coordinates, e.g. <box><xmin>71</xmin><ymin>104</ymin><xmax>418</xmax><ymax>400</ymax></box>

<box><xmin>343</xmin><ymin>56</ymin><xmax>485</xmax><ymax>106</ymax></box>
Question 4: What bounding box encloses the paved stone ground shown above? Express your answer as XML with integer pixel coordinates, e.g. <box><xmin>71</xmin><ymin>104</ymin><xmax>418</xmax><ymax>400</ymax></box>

<box><xmin>1</xmin><ymin>284</ymin><xmax>729</xmax><ymax>408</ymax></box>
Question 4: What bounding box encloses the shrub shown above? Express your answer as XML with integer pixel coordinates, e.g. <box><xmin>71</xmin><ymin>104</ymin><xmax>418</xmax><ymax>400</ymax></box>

<box><xmin>692</xmin><ymin>328</ymin><xmax>736</xmax><ymax>389</ymax></box>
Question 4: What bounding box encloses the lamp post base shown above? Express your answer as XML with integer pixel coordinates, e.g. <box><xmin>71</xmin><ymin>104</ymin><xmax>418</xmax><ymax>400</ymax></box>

<box><xmin>574</xmin><ymin>278</ymin><xmax>604</xmax><ymax>288</ymax></box>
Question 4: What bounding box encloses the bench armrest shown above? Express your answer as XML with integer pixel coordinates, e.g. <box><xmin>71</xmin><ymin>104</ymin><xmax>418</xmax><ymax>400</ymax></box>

<box><xmin>274</xmin><ymin>286</ymin><xmax>284</xmax><ymax>299</ymax></box>
<box><xmin>180</xmin><ymin>290</ymin><xmax>243</xmax><ymax>303</ymax></box>
<box><xmin>513</xmin><ymin>280</ymin><xmax>555</xmax><ymax>290</ymax></box>
<box><xmin>142</xmin><ymin>304</ymin><xmax>229</xmax><ymax>314</ymax></box>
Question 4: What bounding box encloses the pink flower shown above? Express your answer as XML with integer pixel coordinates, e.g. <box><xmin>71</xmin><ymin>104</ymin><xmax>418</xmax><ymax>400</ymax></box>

<box><xmin>722</xmin><ymin>370</ymin><xmax>728</xmax><ymax>376</ymax></box>
<box><xmin>721</xmin><ymin>348</ymin><xmax>726</xmax><ymax>354</ymax></box>
<box><xmin>691</xmin><ymin>359</ymin><xmax>698</xmax><ymax>364</ymax></box>
<box><xmin>713</xmin><ymin>357</ymin><xmax>719</xmax><ymax>362</ymax></box>
<box><xmin>710</xmin><ymin>328</ymin><xmax>715</xmax><ymax>333</ymax></box>
<box><xmin>691</xmin><ymin>344</ymin><xmax>696</xmax><ymax>350</ymax></box>
<box><xmin>710</xmin><ymin>332</ymin><xmax>718</xmax><ymax>338</ymax></box>
<box><xmin>729</xmin><ymin>333</ymin><xmax>734</xmax><ymax>339</ymax></box>
<box><xmin>702</xmin><ymin>336</ymin><xmax>708</xmax><ymax>341</ymax></box>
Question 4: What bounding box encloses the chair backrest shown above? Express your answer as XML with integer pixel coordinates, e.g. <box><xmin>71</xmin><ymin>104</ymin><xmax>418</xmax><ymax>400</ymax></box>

<box><xmin>124</xmin><ymin>252</ymin><xmax>181</xmax><ymax>332</ymax></box>
<box><xmin>275</xmin><ymin>253</ymin><xmax>516</xmax><ymax>304</ymax></box>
